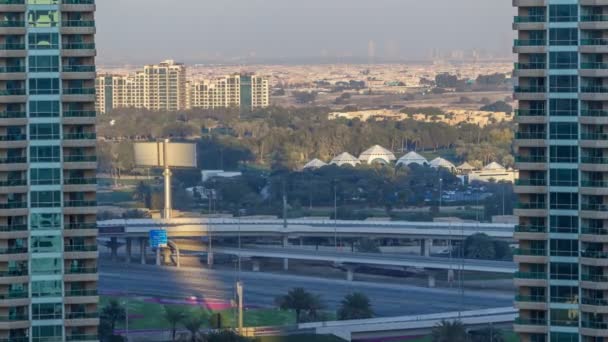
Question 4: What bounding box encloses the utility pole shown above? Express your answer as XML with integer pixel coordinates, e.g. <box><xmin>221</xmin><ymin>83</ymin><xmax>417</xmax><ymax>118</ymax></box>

<box><xmin>236</xmin><ymin>281</ymin><xmax>244</xmax><ymax>335</ymax></box>
<box><xmin>282</xmin><ymin>178</ymin><xmax>288</xmax><ymax>229</ymax></box>
<box><xmin>334</xmin><ymin>181</ymin><xmax>338</xmax><ymax>250</ymax></box>
<box><xmin>162</xmin><ymin>139</ymin><xmax>172</xmax><ymax>219</ymax></box>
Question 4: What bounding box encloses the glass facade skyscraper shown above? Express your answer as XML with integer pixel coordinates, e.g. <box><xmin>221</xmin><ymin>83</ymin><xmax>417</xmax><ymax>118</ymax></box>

<box><xmin>515</xmin><ymin>1</ymin><xmax>608</xmax><ymax>341</ymax></box>
<box><xmin>0</xmin><ymin>0</ymin><xmax>98</xmax><ymax>341</ymax></box>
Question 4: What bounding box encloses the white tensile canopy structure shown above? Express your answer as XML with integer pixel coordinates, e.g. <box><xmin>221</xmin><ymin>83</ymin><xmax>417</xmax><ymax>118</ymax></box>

<box><xmin>358</xmin><ymin>145</ymin><xmax>397</xmax><ymax>165</ymax></box>
<box><xmin>330</xmin><ymin>152</ymin><xmax>361</xmax><ymax>167</ymax></box>
<box><xmin>396</xmin><ymin>151</ymin><xmax>429</xmax><ymax>166</ymax></box>
<box><xmin>457</xmin><ymin>162</ymin><xmax>476</xmax><ymax>172</ymax></box>
<box><xmin>303</xmin><ymin>158</ymin><xmax>327</xmax><ymax>170</ymax></box>
<box><xmin>483</xmin><ymin>162</ymin><xmax>506</xmax><ymax>170</ymax></box>
<box><xmin>430</xmin><ymin>157</ymin><xmax>456</xmax><ymax>170</ymax></box>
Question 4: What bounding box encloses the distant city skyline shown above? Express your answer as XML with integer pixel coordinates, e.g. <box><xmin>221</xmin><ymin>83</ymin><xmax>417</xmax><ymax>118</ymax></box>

<box><xmin>97</xmin><ymin>0</ymin><xmax>513</xmax><ymax>65</ymax></box>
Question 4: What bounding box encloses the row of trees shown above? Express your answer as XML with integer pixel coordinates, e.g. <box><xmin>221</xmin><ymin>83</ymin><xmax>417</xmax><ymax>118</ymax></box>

<box><xmin>97</xmin><ymin>106</ymin><xmax>514</xmax><ymax>171</ymax></box>
<box><xmin>276</xmin><ymin>288</ymin><xmax>373</xmax><ymax>323</ymax></box>
<box><xmin>431</xmin><ymin>320</ymin><xmax>505</xmax><ymax>342</ymax></box>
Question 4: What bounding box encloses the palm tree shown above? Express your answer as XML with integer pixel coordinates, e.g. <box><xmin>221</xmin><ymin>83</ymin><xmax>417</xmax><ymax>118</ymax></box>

<box><xmin>163</xmin><ymin>306</ymin><xmax>185</xmax><ymax>342</ymax></box>
<box><xmin>275</xmin><ymin>288</ymin><xmax>323</xmax><ymax>323</ymax></box>
<box><xmin>182</xmin><ymin>314</ymin><xmax>204</xmax><ymax>342</ymax></box>
<box><xmin>101</xmin><ymin>300</ymin><xmax>126</xmax><ymax>334</ymax></box>
<box><xmin>431</xmin><ymin>320</ymin><xmax>468</xmax><ymax>342</ymax></box>
<box><xmin>337</xmin><ymin>292</ymin><xmax>374</xmax><ymax>320</ymax></box>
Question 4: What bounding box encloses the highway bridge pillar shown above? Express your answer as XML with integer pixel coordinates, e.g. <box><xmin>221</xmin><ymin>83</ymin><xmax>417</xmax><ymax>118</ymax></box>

<box><xmin>156</xmin><ymin>247</ymin><xmax>161</xmax><ymax>266</ymax></box>
<box><xmin>428</xmin><ymin>274</ymin><xmax>436</xmax><ymax>288</ymax></box>
<box><xmin>207</xmin><ymin>252</ymin><xmax>214</xmax><ymax>268</ymax></box>
<box><xmin>283</xmin><ymin>258</ymin><xmax>289</xmax><ymax>271</ymax></box>
<box><xmin>125</xmin><ymin>238</ymin><xmax>132</xmax><ymax>263</ymax></box>
<box><xmin>447</xmin><ymin>269</ymin><xmax>455</xmax><ymax>283</ymax></box>
<box><xmin>252</xmin><ymin>260</ymin><xmax>261</xmax><ymax>272</ymax></box>
<box><xmin>282</xmin><ymin>236</ymin><xmax>289</xmax><ymax>271</ymax></box>
<box><xmin>110</xmin><ymin>237</ymin><xmax>118</xmax><ymax>261</ymax></box>
<box><xmin>139</xmin><ymin>238</ymin><xmax>147</xmax><ymax>265</ymax></box>
<box><xmin>345</xmin><ymin>266</ymin><xmax>355</xmax><ymax>282</ymax></box>
<box><xmin>420</xmin><ymin>239</ymin><xmax>433</xmax><ymax>257</ymax></box>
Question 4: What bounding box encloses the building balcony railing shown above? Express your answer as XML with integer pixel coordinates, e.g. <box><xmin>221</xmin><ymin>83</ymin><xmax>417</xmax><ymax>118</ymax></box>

<box><xmin>0</xmin><ymin>134</ymin><xmax>25</xmax><ymax>141</ymax></box>
<box><xmin>581</xmin><ymin>250</ymin><xmax>608</xmax><ymax>259</ymax></box>
<box><xmin>514</xmin><ymin>15</ymin><xmax>546</xmax><ymax>23</ymax></box>
<box><xmin>515</xmin><ymin>179</ymin><xmax>546</xmax><ymax>186</ymax></box>
<box><xmin>0</xmin><ymin>338</ymin><xmax>27</xmax><ymax>342</ymax></box>
<box><xmin>515</xmin><ymin>295</ymin><xmax>546</xmax><ymax>302</ymax></box>
<box><xmin>581</xmin><ymin>133</ymin><xmax>608</xmax><ymax>140</ymax></box>
<box><xmin>581</xmin><ymin>110</ymin><xmax>608</xmax><ymax>117</ymax></box>
<box><xmin>0</xmin><ymin>290</ymin><xmax>27</xmax><ymax>299</ymax></box>
<box><xmin>581</xmin><ymin>38</ymin><xmax>608</xmax><ymax>46</ymax></box>
<box><xmin>514</xmin><ymin>248</ymin><xmax>546</xmax><ymax>256</ymax></box>
<box><xmin>64</xmin><ymin>178</ymin><xmax>96</xmax><ymax>185</ymax></box>
<box><xmin>514</xmin><ymin>318</ymin><xmax>547</xmax><ymax>326</ymax></box>
<box><xmin>63</xmin><ymin>132</ymin><xmax>96</xmax><ymax>140</ymax></box>
<box><xmin>0</xmin><ymin>314</ymin><xmax>28</xmax><ymax>322</ymax></box>
<box><xmin>582</xmin><ymin>274</ymin><xmax>608</xmax><ymax>282</ymax></box>
<box><xmin>514</xmin><ymin>271</ymin><xmax>546</xmax><ymax>279</ymax></box>
<box><xmin>581</xmin><ymin>15</ymin><xmax>608</xmax><ymax>22</ymax></box>
<box><xmin>0</xmin><ymin>268</ymin><xmax>26</xmax><ymax>277</ymax></box>
<box><xmin>63</xmin><ymin>110</ymin><xmax>96</xmax><ymax>118</ymax></box>
<box><xmin>64</xmin><ymin>155</ymin><xmax>97</xmax><ymax>162</ymax></box>
<box><xmin>0</xmin><ymin>0</ymin><xmax>25</xmax><ymax>4</ymax></box>
<box><xmin>515</xmin><ymin>225</ymin><xmax>546</xmax><ymax>233</ymax></box>
<box><xmin>0</xmin><ymin>111</ymin><xmax>25</xmax><ymax>119</ymax></box>
<box><xmin>0</xmin><ymin>43</ymin><xmax>25</xmax><ymax>50</ymax></box>
<box><xmin>582</xmin><ymin>297</ymin><xmax>608</xmax><ymax>306</ymax></box>
<box><xmin>581</xmin><ymin>180</ymin><xmax>608</xmax><ymax>188</ymax></box>
<box><xmin>515</xmin><ymin>109</ymin><xmax>546</xmax><ymax>117</ymax></box>
<box><xmin>66</xmin><ymin>335</ymin><xmax>99</xmax><ymax>342</ymax></box>
<box><xmin>65</xmin><ymin>244</ymin><xmax>98</xmax><ymax>252</ymax></box>
<box><xmin>0</xmin><ymin>202</ymin><xmax>26</xmax><ymax>209</ymax></box>
<box><xmin>514</xmin><ymin>86</ymin><xmax>546</xmax><ymax>93</ymax></box>
<box><xmin>62</xmin><ymin>65</ymin><xmax>96</xmax><ymax>73</ymax></box>
<box><xmin>514</xmin><ymin>62</ymin><xmax>546</xmax><ymax>70</ymax></box>
<box><xmin>515</xmin><ymin>155</ymin><xmax>546</xmax><ymax>163</ymax></box>
<box><xmin>581</xmin><ymin>86</ymin><xmax>608</xmax><ymax>93</ymax></box>
<box><xmin>0</xmin><ymin>224</ymin><xmax>26</xmax><ymax>232</ymax></box>
<box><xmin>63</xmin><ymin>0</ymin><xmax>95</xmax><ymax>4</ymax></box>
<box><xmin>514</xmin><ymin>39</ymin><xmax>546</xmax><ymax>47</ymax></box>
<box><xmin>0</xmin><ymin>66</ymin><xmax>24</xmax><ymax>74</ymax></box>
<box><xmin>0</xmin><ymin>247</ymin><xmax>27</xmax><ymax>254</ymax></box>
<box><xmin>64</xmin><ymin>200</ymin><xmax>97</xmax><ymax>208</ymax></box>
<box><xmin>515</xmin><ymin>132</ymin><xmax>546</xmax><ymax>139</ymax></box>
<box><xmin>0</xmin><ymin>89</ymin><xmax>25</xmax><ymax>96</ymax></box>
<box><xmin>65</xmin><ymin>312</ymin><xmax>99</xmax><ymax>319</ymax></box>
<box><xmin>581</xmin><ymin>62</ymin><xmax>608</xmax><ymax>70</ymax></box>
<box><xmin>65</xmin><ymin>289</ymin><xmax>98</xmax><ymax>297</ymax></box>
<box><xmin>0</xmin><ymin>156</ymin><xmax>26</xmax><ymax>164</ymax></box>
<box><xmin>0</xmin><ymin>20</ymin><xmax>23</xmax><ymax>28</ymax></box>
<box><xmin>581</xmin><ymin>157</ymin><xmax>608</xmax><ymax>164</ymax></box>
<box><xmin>62</xmin><ymin>20</ymin><xmax>95</xmax><ymax>27</ymax></box>
<box><xmin>62</xmin><ymin>43</ymin><xmax>96</xmax><ymax>50</ymax></box>
<box><xmin>581</xmin><ymin>204</ymin><xmax>608</xmax><ymax>211</ymax></box>
<box><xmin>0</xmin><ymin>179</ymin><xmax>25</xmax><ymax>186</ymax></box>
<box><xmin>65</xmin><ymin>222</ymin><xmax>96</xmax><ymax>230</ymax></box>
<box><xmin>65</xmin><ymin>267</ymin><xmax>97</xmax><ymax>274</ymax></box>
<box><xmin>63</xmin><ymin>88</ymin><xmax>95</xmax><ymax>95</ymax></box>
<box><xmin>582</xmin><ymin>227</ymin><xmax>608</xmax><ymax>235</ymax></box>
<box><xmin>516</xmin><ymin>202</ymin><xmax>546</xmax><ymax>210</ymax></box>
<box><xmin>582</xmin><ymin>321</ymin><xmax>608</xmax><ymax>330</ymax></box>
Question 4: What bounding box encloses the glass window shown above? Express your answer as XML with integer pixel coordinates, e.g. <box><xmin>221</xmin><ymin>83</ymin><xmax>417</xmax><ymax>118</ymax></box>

<box><xmin>28</xmin><ymin>32</ymin><xmax>59</xmax><ymax>50</ymax></box>
<box><xmin>550</xmin><ymin>262</ymin><xmax>578</xmax><ymax>280</ymax></box>
<box><xmin>549</xmin><ymin>52</ymin><xmax>578</xmax><ymax>69</ymax></box>
<box><xmin>29</xmin><ymin>78</ymin><xmax>60</xmax><ymax>95</ymax></box>
<box><xmin>549</xmin><ymin>99</ymin><xmax>577</xmax><ymax>116</ymax></box>
<box><xmin>30</xmin><ymin>123</ymin><xmax>60</xmax><ymax>140</ymax></box>
<box><xmin>30</xmin><ymin>146</ymin><xmax>60</xmax><ymax>163</ymax></box>
<box><xmin>31</xmin><ymin>258</ymin><xmax>61</xmax><ymax>275</ymax></box>
<box><xmin>550</xmin><ymin>216</ymin><xmax>578</xmax><ymax>234</ymax></box>
<box><xmin>27</xmin><ymin>10</ymin><xmax>59</xmax><ymax>28</ymax></box>
<box><xmin>550</xmin><ymin>169</ymin><xmax>578</xmax><ymax>187</ymax></box>
<box><xmin>32</xmin><ymin>303</ymin><xmax>62</xmax><ymax>320</ymax></box>
<box><xmin>31</xmin><ymin>280</ymin><xmax>62</xmax><ymax>298</ymax></box>
<box><xmin>550</xmin><ymin>239</ymin><xmax>578</xmax><ymax>257</ymax></box>
<box><xmin>549</xmin><ymin>122</ymin><xmax>578</xmax><ymax>140</ymax></box>
<box><xmin>550</xmin><ymin>192</ymin><xmax>578</xmax><ymax>210</ymax></box>
<box><xmin>550</xmin><ymin>75</ymin><xmax>577</xmax><ymax>93</ymax></box>
<box><xmin>29</xmin><ymin>100</ymin><xmax>60</xmax><ymax>118</ymax></box>
<box><xmin>31</xmin><ymin>191</ymin><xmax>61</xmax><ymax>208</ymax></box>
<box><xmin>28</xmin><ymin>55</ymin><xmax>59</xmax><ymax>73</ymax></box>
<box><xmin>550</xmin><ymin>308</ymin><xmax>578</xmax><ymax>327</ymax></box>
<box><xmin>549</xmin><ymin>5</ymin><xmax>578</xmax><ymax>22</ymax></box>
<box><xmin>32</xmin><ymin>325</ymin><xmax>62</xmax><ymax>342</ymax></box>
<box><xmin>31</xmin><ymin>168</ymin><xmax>60</xmax><ymax>185</ymax></box>
<box><xmin>31</xmin><ymin>236</ymin><xmax>61</xmax><ymax>253</ymax></box>
<box><xmin>550</xmin><ymin>286</ymin><xmax>578</xmax><ymax>303</ymax></box>
<box><xmin>550</xmin><ymin>332</ymin><xmax>579</xmax><ymax>342</ymax></box>
<box><xmin>30</xmin><ymin>213</ymin><xmax>61</xmax><ymax>231</ymax></box>
<box><xmin>549</xmin><ymin>28</ymin><xmax>578</xmax><ymax>46</ymax></box>
<box><xmin>550</xmin><ymin>145</ymin><xmax>577</xmax><ymax>163</ymax></box>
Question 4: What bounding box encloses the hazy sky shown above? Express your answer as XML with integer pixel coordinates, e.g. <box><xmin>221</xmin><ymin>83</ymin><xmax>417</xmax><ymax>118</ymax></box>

<box><xmin>97</xmin><ymin>0</ymin><xmax>514</xmax><ymax>65</ymax></box>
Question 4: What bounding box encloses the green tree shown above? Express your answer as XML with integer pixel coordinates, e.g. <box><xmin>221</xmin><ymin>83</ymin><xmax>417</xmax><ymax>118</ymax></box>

<box><xmin>163</xmin><ymin>306</ymin><xmax>186</xmax><ymax>342</ymax></box>
<box><xmin>206</xmin><ymin>330</ymin><xmax>251</xmax><ymax>342</ymax></box>
<box><xmin>337</xmin><ymin>292</ymin><xmax>374</xmax><ymax>320</ymax></box>
<box><xmin>357</xmin><ymin>238</ymin><xmax>380</xmax><ymax>253</ymax></box>
<box><xmin>464</xmin><ymin>233</ymin><xmax>496</xmax><ymax>260</ymax></box>
<box><xmin>431</xmin><ymin>320</ymin><xmax>468</xmax><ymax>342</ymax></box>
<box><xmin>182</xmin><ymin>314</ymin><xmax>205</xmax><ymax>342</ymax></box>
<box><xmin>276</xmin><ymin>288</ymin><xmax>324</xmax><ymax>323</ymax></box>
<box><xmin>100</xmin><ymin>300</ymin><xmax>126</xmax><ymax>335</ymax></box>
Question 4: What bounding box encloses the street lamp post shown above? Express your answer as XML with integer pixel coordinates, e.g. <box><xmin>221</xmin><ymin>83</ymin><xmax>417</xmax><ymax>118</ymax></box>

<box><xmin>334</xmin><ymin>182</ymin><xmax>338</xmax><ymax>250</ymax></box>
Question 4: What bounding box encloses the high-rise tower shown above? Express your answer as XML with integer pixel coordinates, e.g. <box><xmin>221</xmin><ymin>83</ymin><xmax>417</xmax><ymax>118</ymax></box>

<box><xmin>0</xmin><ymin>0</ymin><xmax>98</xmax><ymax>341</ymax></box>
<box><xmin>514</xmin><ymin>1</ymin><xmax>608</xmax><ymax>341</ymax></box>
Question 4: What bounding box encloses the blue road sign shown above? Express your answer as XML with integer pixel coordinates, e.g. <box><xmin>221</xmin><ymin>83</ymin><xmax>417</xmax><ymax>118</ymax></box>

<box><xmin>150</xmin><ymin>229</ymin><xmax>168</xmax><ymax>248</ymax></box>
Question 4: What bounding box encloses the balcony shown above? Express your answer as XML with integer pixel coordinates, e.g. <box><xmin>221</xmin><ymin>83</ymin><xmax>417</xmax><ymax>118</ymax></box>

<box><xmin>66</xmin><ymin>335</ymin><xmax>98</xmax><ymax>342</ymax></box>
<box><xmin>582</xmin><ymin>274</ymin><xmax>608</xmax><ymax>282</ymax></box>
<box><xmin>65</xmin><ymin>244</ymin><xmax>98</xmax><ymax>252</ymax></box>
<box><xmin>0</xmin><ymin>202</ymin><xmax>26</xmax><ymax>209</ymax></box>
<box><xmin>515</xmin><ymin>155</ymin><xmax>546</xmax><ymax>163</ymax></box>
<box><xmin>581</xmin><ymin>157</ymin><xmax>608</xmax><ymax>164</ymax></box>
<box><xmin>0</xmin><ymin>0</ymin><xmax>25</xmax><ymax>4</ymax></box>
<box><xmin>582</xmin><ymin>110</ymin><xmax>608</xmax><ymax>117</ymax></box>
<box><xmin>65</xmin><ymin>222</ymin><xmax>96</xmax><ymax>230</ymax></box>
<box><xmin>515</xmin><ymin>225</ymin><xmax>546</xmax><ymax>233</ymax></box>
<box><xmin>64</xmin><ymin>111</ymin><xmax>96</xmax><ymax>118</ymax></box>
<box><xmin>514</xmin><ymin>318</ymin><xmax>547</xmax><ymax>326</ymax></box>
<box><xmin>514</xmin><ymin>62</ymin><xmax>546</xmax><ymax>70</ymax></box>
<box><xmin>64</xmin><ymin>178</ymin><xmax>96</xmax><ymax>185</ymax></box>
<box><xmin>63</xmin><ymin>0</ymin><xmax>95</xmax><ymax>4</ymax></box>
<box><xmin>514</xmin><ymin>248</ymin><xmax>546</xmax><ymax>256</ymax></box>
<box><xmin>582</xmin><ymin>86</ymin><xmax>608</xmax><ymax>93</ymax></box>
<box><xmin>581</xmin><ymin>38</ymin><xmax>608</xmax><ymax>46</ymax></box>
<box><xmin>515</xmin><ymin>132</ymin><xmax>546</xmax><ymax>139</ymax></box>
<box><xmin>63</xmin><ymin>88</ymin><xmax>95</xmax><ymax>96</ymax></box>
<box><xmin>0</xmin><ymin>314</ymin><xmax>28</xmax><ymax>322</ymax></box>
<box><xmin>514</xmin><ymin>86</ymin><xmax>546</xmax><ymax>93</ymax></box>
<box><xmin>0</xmin><ymin>156</ymin><xmax>26</xmax><ymax>164</ymax></box>
<box><xmin>64</xmin><ymin>155</ymin><xmax>97</xmax><ymax>162</ymax></box>
<box><xmin>514</xmin><ymin>39</ymin><xmax>546</xmax><ymax>47</ymax></box>
<box><xmin>581</xmin><ymin>250</ymin><xmax>608</xmax><ymax>259</ymax></box>
<box><xmin>516</xmin><ymin>202</ymin><xmax>546</xmax><ymax>210</ymax></box>
<box><xmin>62</xmin><ymin>43</ymin><xmax>96</xmax><ymax>50</ymax></box>
<box><xmin>65</xmin><ymin>289</ymin><xmax>98</xmax><ymax>297</ymax></box>
<box><xmin>0</xmin><ymin>43</ymin><xmax>24</xmax><ymax>51</ymax></box>
<box><xmin>62</xmin><ymin>20</ymin><xmax>95</xmax><ymax>28</ymax></box>
<box><xmin>515</xmin><ymin>179</ymin><xmax>546</xmax><ymax>186</ymax></box>
<box><xmin>63</xmin><ymin>132</ymin><xmax>96</xmax><ymax>140</ymax></box>
<box><xmin>65</xmin><ymin>312</ymin><xmax>99</xmax><ymax>320</ymax></box>
<box><xmin>581</xmin><ymin>204</ymin><xmax>608</xmax><ymax>211</ymax></box>
<box><xmin>515</xmin><ymin>295</ymin><xmax>545</xmax><ymax>303</ymax></box>
<box><xmin>582</xmin><ymin>133</ymin><xmax>608</xmax><ymax>140</ymax></box>
<box><xmin>0</xmin><ymin>290</ymin><xmax>27</xmax><ymax>300</ymax></box>
<box><xmin>65</xmin><ymin>267</ymin><xmax>97</xmax><ymax>275</ymax></box>
<box><xmin>0</xmin><ymin>224</ymin><xmax>26</xmax><ymax>232</ymax></box>
<box><xmin>581</xmin><ymin>15</ymin><xmax>608</xmax><ymax>22</ymax></box>
<box><xmin>62</xmin><ymin>65</ymin><xmax>96</xmax><ymax>73</ymax></box>
<box><xmin>0</xmin><ymin>111</ymin><xmax>25</xmax><ymax>119</ymax></box>
<box><xmin>515</xmin><ymin>109</ymin><xmax>546</xmax><ymax>117</ymax></box>
<box><xmin>514</xmin><ymin>271</ymin><xmax>546</xmax><ymax>279</ymax></box>
<box><xmin>64</xmin><ymin>200</ymin><xmax>97</xmax><ymax>208</ymax></box>
<box><xmin>0</xmin><ymin>247</ymin><xmax>26</xmax><ymax>255</ymax></box>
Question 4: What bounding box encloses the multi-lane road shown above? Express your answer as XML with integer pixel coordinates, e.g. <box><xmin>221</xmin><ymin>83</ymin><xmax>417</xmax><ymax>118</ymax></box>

<box><xmin>99</xmin><ymin>260</ymin><xmax>513</xmax><ymax>317</ymax></box>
